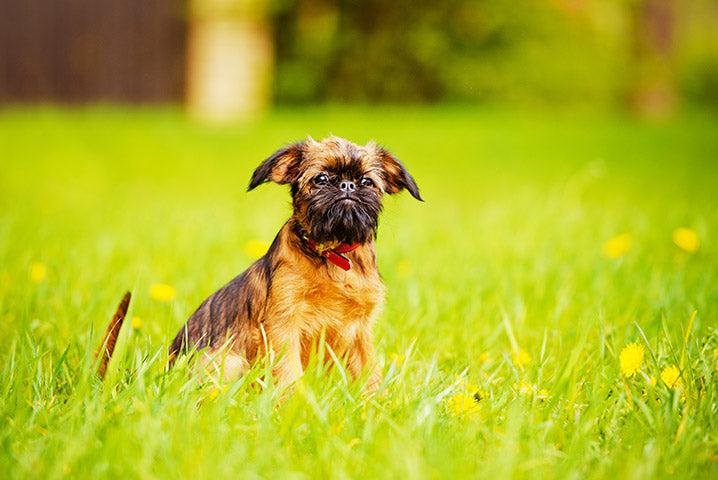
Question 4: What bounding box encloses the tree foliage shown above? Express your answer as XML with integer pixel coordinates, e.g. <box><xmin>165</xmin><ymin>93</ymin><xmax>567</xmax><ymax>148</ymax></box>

<box><xmin>270</xmin><ymin>0</ymin><xmax>718</xmax><ymax>109</ymax></box>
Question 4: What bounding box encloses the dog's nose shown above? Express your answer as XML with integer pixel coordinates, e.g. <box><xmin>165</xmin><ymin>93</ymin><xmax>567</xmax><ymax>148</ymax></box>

<box><xmin>339</xmin><ymin>181</ymin><xmax>356</xmax><ymax>192</ymax></box>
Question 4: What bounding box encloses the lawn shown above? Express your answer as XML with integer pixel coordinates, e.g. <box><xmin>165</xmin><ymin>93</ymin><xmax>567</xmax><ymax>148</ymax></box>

<box><xmin>1</xmin><ymin>106</ymin><xmax>717</xmax><ymax>479</ymax></box>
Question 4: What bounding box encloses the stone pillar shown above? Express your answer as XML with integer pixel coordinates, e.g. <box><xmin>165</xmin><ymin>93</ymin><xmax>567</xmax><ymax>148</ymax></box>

<box><xmin>187</xmin><ymin>0</ymin><xmax>273</xmax><ymax>122</ymax></box>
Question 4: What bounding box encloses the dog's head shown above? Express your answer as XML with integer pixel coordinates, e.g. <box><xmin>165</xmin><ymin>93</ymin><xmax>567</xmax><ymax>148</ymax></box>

<box><xmin>248</xmin><ymin>136</ymin><xmax>421</xmax><ymax>245</ymax></box>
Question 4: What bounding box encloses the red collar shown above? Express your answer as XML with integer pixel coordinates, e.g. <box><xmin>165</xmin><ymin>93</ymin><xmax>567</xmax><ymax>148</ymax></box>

<box><xmin>305</xmin><ymin>238</ymin><xmax>361</xmax><ymax>271</ymax></box>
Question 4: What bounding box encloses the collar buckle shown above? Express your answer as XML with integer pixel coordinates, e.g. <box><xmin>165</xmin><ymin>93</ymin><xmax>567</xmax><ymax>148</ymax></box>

<box><xmin>305</xmin><ymin>238</ymin><xmax>360</xmax><ymax>271</ymax></box>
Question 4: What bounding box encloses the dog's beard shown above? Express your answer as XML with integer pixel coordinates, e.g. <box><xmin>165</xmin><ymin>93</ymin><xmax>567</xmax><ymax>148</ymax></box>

<box><xmin>304</xmin><ymin>194</ymin><xmax>382</xmax><ymax>245</ymax></box>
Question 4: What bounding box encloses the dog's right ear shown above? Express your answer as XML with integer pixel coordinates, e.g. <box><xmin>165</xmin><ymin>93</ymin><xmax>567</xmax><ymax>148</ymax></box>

<box><xmin>248</xmin><ymin>142</ymin><xmax>305</xmax><ymax>191</ymax></box>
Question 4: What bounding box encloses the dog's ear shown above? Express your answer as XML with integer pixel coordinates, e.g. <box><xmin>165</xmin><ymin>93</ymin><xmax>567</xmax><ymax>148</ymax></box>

<box><xmin>248</xmin><ymin>142</ymin><xmax>305</xmax><ymax>191</ymax></box>
<box><xmin>376</xmin><ymin>148</ymin><xmax>423</xmax><ymax>201</ymax></box>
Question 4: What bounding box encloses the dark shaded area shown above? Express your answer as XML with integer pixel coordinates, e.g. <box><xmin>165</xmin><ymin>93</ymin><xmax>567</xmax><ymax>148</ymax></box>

<box><xmin>0</xmin><ymin>0</ymin><xmax>187</xmax><ymax>103</ymax></box>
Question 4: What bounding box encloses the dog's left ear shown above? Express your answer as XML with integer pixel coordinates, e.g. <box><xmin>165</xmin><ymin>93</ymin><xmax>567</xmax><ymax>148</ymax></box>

<box><xmin>377</xmin><ymin>148</ymin><xmax>423</xmax><ymax>201</ymax></box>
<box><xmin>248</xmin><ymin>142</ymin><xmax>305</xmax><ymax>191</ymax></box>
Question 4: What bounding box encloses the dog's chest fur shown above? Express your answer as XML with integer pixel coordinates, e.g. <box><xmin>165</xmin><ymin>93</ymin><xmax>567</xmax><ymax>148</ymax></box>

<box><xmin>264</xmin><ymin>225</ymin><xmax>385</xmax><ymax>365</ymax></box>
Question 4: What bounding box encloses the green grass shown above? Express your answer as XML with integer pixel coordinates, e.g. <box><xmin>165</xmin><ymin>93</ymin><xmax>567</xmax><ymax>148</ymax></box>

<box><xmin>1</xmin><ymin>106</ymin><xmax>717</xmax><ymax>479</ymax></box>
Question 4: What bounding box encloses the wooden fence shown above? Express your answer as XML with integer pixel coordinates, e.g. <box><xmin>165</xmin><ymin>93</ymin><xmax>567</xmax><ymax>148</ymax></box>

<box><xmin>0</xmin><ymin>0</ymin><xmax>187</xmax><ymax>103</ymax></box>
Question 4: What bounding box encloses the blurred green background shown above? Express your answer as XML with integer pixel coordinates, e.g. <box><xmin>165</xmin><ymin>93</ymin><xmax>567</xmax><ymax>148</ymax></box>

<box><xmin>2</xmin><ymin>0</ymin><xmax>718</xmax><ymax>116</ymax></box>
<box><xmin>272</xmin><ymin>0</ymin><xmax>718</xmax><ymax>113</ymax></box>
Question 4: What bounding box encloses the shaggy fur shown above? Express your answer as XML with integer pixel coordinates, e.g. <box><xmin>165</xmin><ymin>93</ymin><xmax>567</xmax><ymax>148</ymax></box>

<box><xmin>168</xmin><ymin>136</ymin><xmax>421</xmax><ymax>392</ymax></box>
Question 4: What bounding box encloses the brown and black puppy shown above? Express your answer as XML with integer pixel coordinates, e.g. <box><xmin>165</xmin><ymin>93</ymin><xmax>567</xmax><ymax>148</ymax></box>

<box><xmin>168</xmin><ymin>136</ymin><xmax>421</xmax><ymax>393</ymax></box>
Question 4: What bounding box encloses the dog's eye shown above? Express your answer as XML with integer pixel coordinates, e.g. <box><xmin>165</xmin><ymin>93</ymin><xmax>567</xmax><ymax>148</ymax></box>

<box><xmin>360</xmin><ymin>177</ymin><xmax>375</xmax><ymax>188</ymax></box>
<box><xmin>313</xmin><ymin>173</ymin><xmax>329</xmax><ymax>185</ymax></box>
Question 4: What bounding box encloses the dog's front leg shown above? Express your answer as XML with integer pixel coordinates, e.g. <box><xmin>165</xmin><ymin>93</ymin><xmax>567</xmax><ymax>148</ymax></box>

<box><xmin>267</xmin><ymin>328</ymin><xmax>303</xmax><ymax>393</ymax></box>
<box><xmin>346</xmin><ymin>331</ymin><xmax>383</xmax><ymax>396</ymax></box>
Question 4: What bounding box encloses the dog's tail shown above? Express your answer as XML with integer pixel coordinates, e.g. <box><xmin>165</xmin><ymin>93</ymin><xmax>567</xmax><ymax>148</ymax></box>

<box><xmin>95</xmin><ymin>292</ymin><xmax>132</xmax><ymax>379</ymax></box>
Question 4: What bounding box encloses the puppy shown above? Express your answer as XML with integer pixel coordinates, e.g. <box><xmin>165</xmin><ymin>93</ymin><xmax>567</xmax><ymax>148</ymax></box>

<box><xmin>168</xmin><ymin>136</ymin><xmax>421</xmax><ymax>393</ymax></box>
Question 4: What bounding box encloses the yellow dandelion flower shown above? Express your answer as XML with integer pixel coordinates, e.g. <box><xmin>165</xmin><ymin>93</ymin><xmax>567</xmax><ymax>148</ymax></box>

<box><xmin>131</xmin><ymin>316</ymin><xmax>143</xmax><ymax>330</ymax></box>
<box><xmin>244</xmin><ymin>239</ymin><xmax>270</xmax><ymax>260</ymax></box>
<box><xmin>479</xmin><ymin>352</ymin><xmax>490</xmax><ymax>364</ymax></box>
<box><xmin>603</xmin><ymin>233</ymin><xmax>633</xmax><ymax>258</ymax></box>
<box><xmin>446</xmin><ymin>392</ymin><xmax>480</xmax><ymax>418</ymax></box>
<box><xmin>397</xmin><ymin>259</ymin><xmax>413</xmax><ymax>278</ymax></box>
<box><xmin>329</xmin><ymin>421</ymin><xmax>345</xmax><ymax>436</ymax></box>
<box><xmin>390</xmin><ymin>352</ymin><xmax>405</xmax><ymax>367</ymax></box>
<box><xmin>149</xmin><ymin>284</ymin><xmax>176</xmax><ymax>302</ymax></box>
<box><xmin>672</xmin><ymin>227</ymin><xmax>700</xmax><ymax>253</ymax></box>
<box><xmin>514</xmin><ymin>381</ymin><xmax>535</xmax><ymax>397</ymax></box>
<box><xmin>649</xmin><ymin>376</ymin><xmax>657</xmax><ymax>386</ymax></box>
<box><xmin>207</xmin><ymin>384</ymin><xmax>229</xmax><ymax>402</ymax></box>
<box><xmin>29</xmin><ymin>262</ymin><xmax>46</xmax><ymax>283</ymax></box>
<box><xmin>512</xmin><ymin>349</ymin><xmax>531</xmax><ymax>367</ymax></box>
<box><xmin>661</xmin><ymin>365</ymin><xmax>682</xmax><ymax>389</ymax></box>
<box><xmin>619</xmin><ymin>342</ymin><xmax>644</xmax><ymax>377</ymax></box>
